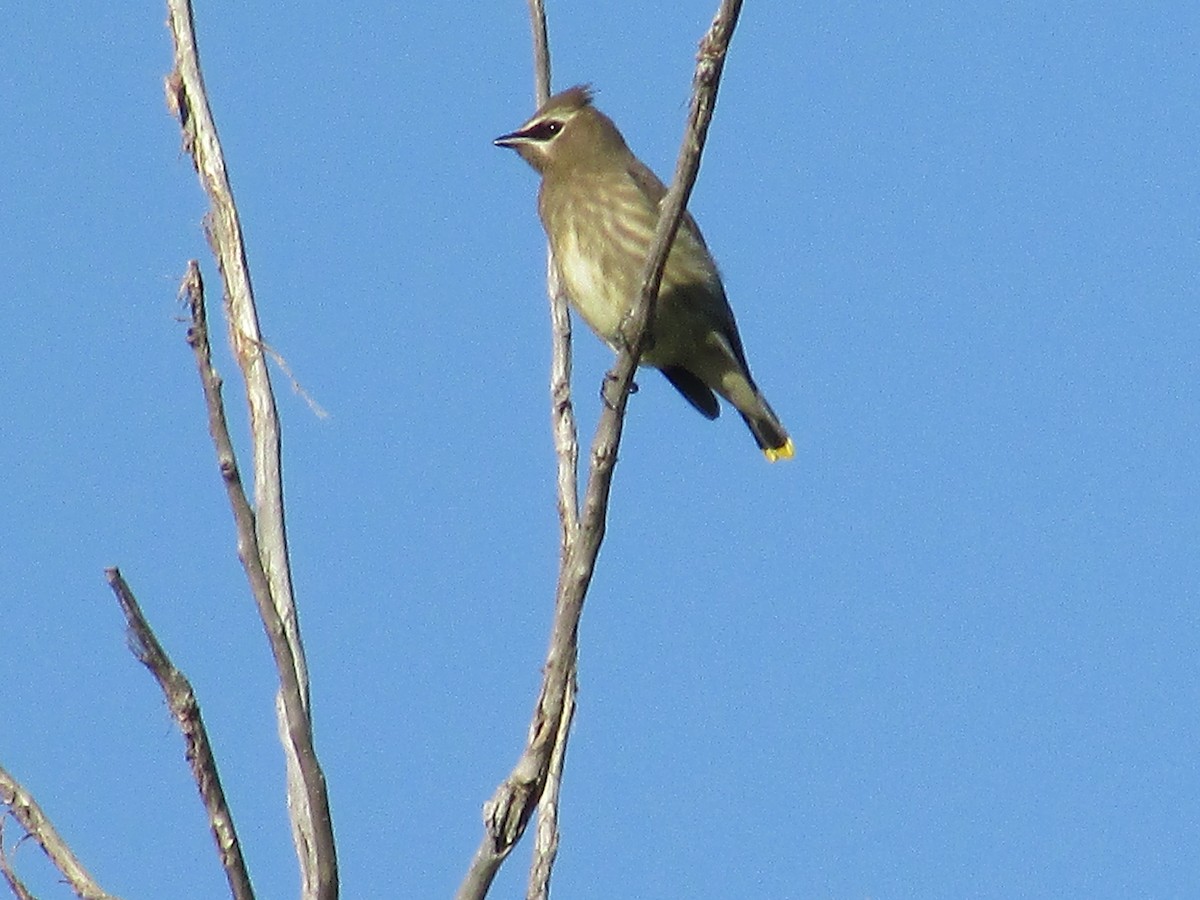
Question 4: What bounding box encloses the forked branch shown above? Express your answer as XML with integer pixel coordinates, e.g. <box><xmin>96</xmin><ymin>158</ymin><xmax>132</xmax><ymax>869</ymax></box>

<box><xmin>0</xmin><ymin>764</ymin><xmax>121</xmax><ymax>900</ymax></box>
<box><xmin>457</xmin><ymin>2</ymin><xmax>745</xmax><ymax>897</ymax></box>
<box><xmin>164</xmin><ymin>1</ymin><xmax>336</xmax><ymax>896</ymax></box>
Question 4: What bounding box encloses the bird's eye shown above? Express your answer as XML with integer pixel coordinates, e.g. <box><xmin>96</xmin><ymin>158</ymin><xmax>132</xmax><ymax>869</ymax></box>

<box><xmin>528</xmin><ymin>120</ymin><xmax>563</xmax><ymax>141</ymax></box>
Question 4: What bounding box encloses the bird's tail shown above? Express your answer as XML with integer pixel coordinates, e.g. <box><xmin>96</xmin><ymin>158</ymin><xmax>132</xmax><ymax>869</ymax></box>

<box><xmin>662</xmin><ymin>359</ymin><xmax>794</xmax><ymax>462</ymax></box>
<box><xmin>740</xmin><ymin>398</ymin><xmax>794</xmax><ymax>463</ymax></box>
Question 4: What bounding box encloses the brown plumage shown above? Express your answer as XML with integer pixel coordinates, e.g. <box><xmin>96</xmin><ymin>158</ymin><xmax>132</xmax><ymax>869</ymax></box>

<box><xmin>495</xmin><ymin>86</ymin><xmax>793</xmax><ymax>461</ymax></box>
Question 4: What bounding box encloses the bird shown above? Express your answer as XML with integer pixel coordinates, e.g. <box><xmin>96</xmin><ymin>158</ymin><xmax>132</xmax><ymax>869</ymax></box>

<box><xmin>494</xmin><ymin>85</ymin><xmax>793</xmax><ymax>462</ymax></box>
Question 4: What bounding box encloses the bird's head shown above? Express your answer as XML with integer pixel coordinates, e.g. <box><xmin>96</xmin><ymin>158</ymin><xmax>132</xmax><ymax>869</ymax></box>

<box><xmin>494</xmin><ymin>85</ymin><xmax>629</xmax><ymax>176</ymax></box>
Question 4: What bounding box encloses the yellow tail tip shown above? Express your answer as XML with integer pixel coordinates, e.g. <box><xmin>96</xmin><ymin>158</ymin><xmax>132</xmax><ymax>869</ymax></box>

<box><xmin>763</xmin><ymin>438</ymin><xmax>795</xmax><ymax>463</ymax></box>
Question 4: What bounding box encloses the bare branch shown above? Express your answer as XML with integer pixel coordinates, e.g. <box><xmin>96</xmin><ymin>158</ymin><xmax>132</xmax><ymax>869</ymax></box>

<box><xmin>523</xmin><ymin>3</ymin><xmax>580</xmax><ymax>889</ymax></box>
<box><xmin>526</xmin><ymin>671</ymin><xmax>576</xmax><ymax>900</ymax></box>
<box><xmin>458</xmin><ymin>2</ymin><xmax>745</xmax><ymax>897</ymax></box>
<box><xmin>525</xmin><ymin>0</ymin><xmax>582</xmax><ymax>547</ymax></box>
<box><xmin>178</xmin><ymin>257</ymin><xmax>336</xmax><ymax>899</ymax></box>
<box><xmin>164</xmin><ymin>0</ymin><xmax>337</xmax><ymax>894</ymax></box>
<box><xmin>163</xmin><ymin>3</ymin><xmax>307</xmax><ymax>701</ymax></box>
<box><xmin>594</xmin><ymin>0</ymin><xmax>745</xmax><ymax>474</ymax></box>
<box><xmin>179</xmin><ymin>260</ymin><xmax>336</xmax><ymax>896</ymax></box>
<box><xmin>548</xmin><ymin>258</ymin><xmax>579</xmax><ymax>546</ymax></box>
<box><xmin>526</xmin><ymin>0</ymin><xmax>552</xmax><ymax>106</ymax></box>
<box><xmin>0</xmin><ymin>819</ymin><xmax>37</xmax><ymax>900</ymax></box>
<box><xmin>104</xmin><ymin>567</ymin><xmax>255</xmax><ymax>900</ymax></box>
<box><xmin>0</xmin><ymin>765</ymin><xmax>121</xmax><ymax>900</ymax></box>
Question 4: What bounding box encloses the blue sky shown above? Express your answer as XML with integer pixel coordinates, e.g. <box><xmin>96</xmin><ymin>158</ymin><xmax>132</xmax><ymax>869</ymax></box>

<box><xmin>2</xmin><ymin>2</ymin><xmax>1198</xmax><ymax>897</ymax></box>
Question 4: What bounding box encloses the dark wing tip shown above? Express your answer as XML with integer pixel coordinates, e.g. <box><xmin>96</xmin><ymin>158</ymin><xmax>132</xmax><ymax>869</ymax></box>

<box><xmin>661</xmin><ymin>366</ymin><xmax>720</xmax><ymax>420</ymax></box>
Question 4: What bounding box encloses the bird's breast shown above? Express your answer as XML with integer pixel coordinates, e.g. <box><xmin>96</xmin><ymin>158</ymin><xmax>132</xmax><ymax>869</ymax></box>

<box><xmin>553</xmin><ymin>221</ymin><xmax>635</xmax><ymax>342</ymax></box>
<box><xmin>539</xmin><ymin>170</ymin><xmax>725</xmax><ymax>356</ymax></box>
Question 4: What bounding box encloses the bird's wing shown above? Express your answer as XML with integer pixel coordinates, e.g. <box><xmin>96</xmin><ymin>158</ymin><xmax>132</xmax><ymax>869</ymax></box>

<box><xmin>661</xmin><ymin>365</ymin><xmax>721</xmax><ymax>419</ymax></box>
<box><xmin>624</xmin><ymin>158</ymin><xmax>751</xmax><ymax>369</ymax></box>
<box><xmin>624</xmin><ymin>157</ymin><xmax>709</xmax><ymax>248</ymax></box>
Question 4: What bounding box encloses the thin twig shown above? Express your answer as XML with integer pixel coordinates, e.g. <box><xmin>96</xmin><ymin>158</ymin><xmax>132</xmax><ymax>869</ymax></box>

<box><xmin>457</xmin><ymin>3</ymin><xmax>745</xmax><ymax>897</ymax></box>
<box><xmin>0</xmin><ymin>765</ymin><xmax>121</xmax><ymax>900</ymax></box>
<box><xmin>595</xmin><ymin>0</ymin><xmax>745</xmax><ymax>470</ymax></box>
<box><xmin>526</xmin><ymin>671</ymin><xmax>576</xmax><ymax>900</ymax></box>
<box><xmin>0</xmin><ymin>820</ymin><xmax>37</xmax><ymax>900</ymax></box>
<box><xmin>165</xmin><ymin>1</ymin><xmax>337</xmax><ymax>895</ymax></box>
<box><xmin>527</xmin><ymin>0</ymin><xmax>581</xmax><ymax>547</ymax></box>
<box><xmin>179</xmin><ymin>258</ymin><xmax>337</xmax><ymax>900</ymax></box>
<box><xmin>258</xmin><ymin>340</ymin><xmax>329</xmax><ymax>420</ymax></box>
<box><xmin>548</xmin><ymin>258</ymin><xmax>579</xmax><ymax>546</ymax></box>
<box><xmin>527</xmin><ymin>0</ymin><xmax>552</xmax><ymax>106</ymax></box>
<box><xmin>524</xmin><ymin>0</ymin><xmax>579</xmax><ymax>890</ymax></box>
<box><xmin>104</xmin><ymin>567</ymin><xmax>256</xmax><ymax>900</ymax></box>
<box><xmin>163</xmin><ymin>3</ymin><xmax>308</xmax><ymax>702</ymax></box>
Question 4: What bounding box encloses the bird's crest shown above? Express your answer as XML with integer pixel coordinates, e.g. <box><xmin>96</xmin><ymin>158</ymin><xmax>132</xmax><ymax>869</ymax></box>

<box><xmin>541</xmin><ymin>84</ymin><xmax>594</xmax><ymax>115</ymax></box>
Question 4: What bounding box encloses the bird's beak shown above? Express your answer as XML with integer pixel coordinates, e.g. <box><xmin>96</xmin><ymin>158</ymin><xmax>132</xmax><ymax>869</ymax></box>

<box><xmin>493</xmin><ymin>128</ymin><xmax>530</xmax><ymax>148</ymax></box>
